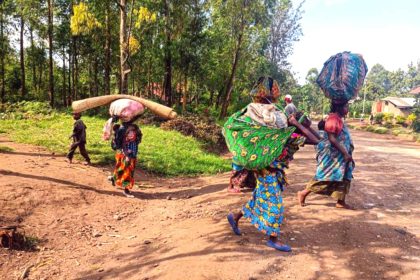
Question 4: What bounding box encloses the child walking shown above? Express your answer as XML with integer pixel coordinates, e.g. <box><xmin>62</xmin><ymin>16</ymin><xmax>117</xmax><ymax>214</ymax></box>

<box><xmin>67</xmin><ymin>112</ymin><xmax>91</xmax><ymax>165</ymax></box>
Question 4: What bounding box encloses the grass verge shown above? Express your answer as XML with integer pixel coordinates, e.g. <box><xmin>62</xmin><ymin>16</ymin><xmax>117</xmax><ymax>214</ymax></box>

<box><xmin>0</xmin><ymin>114</ymin><xmax>230</xmax><ymax>176</ymax></box>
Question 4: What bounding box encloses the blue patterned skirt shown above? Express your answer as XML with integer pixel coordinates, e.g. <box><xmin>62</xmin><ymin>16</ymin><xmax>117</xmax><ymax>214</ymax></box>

<box><xmin>242</xmin><ymin>168</ymin><xmax>285</xmax><ymax>237</ymax></box>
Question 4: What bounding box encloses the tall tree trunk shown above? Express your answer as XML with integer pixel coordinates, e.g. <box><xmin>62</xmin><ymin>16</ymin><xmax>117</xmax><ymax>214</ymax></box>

<box><xmin>88</xmin><ymin>62</ymin><xmax>93</xmax><ymax>97</ymax></box>
<box><xmin>74</xmin><ymin>37</ymin><xmax>79</xmax><ymax>100</ymax></box>
<box><xmin>71</xmin><ymin>37</ymin><xmax>76</xmax><ymax>101</ymax></box>
<box><xmin>38</xmin><ymin>62</ymin><xmax>43</xmax><ymax>94</ymax></box>
<box><xmin>182</xmin><ymin>72</ymin><xmax>188</xmax><ymax>113</ymax></box>
<box><xmin>219</xmin><ymin>32</ymin><xmax>243</xmax><ymax>119</ymax></box>
<box><xmin>119</xmin><ymin>0</ymin><xmax>129</xmax><ymax>94</ymax></box>
<box><xmin>47</xmin><ymin>0</ymin><xmax>54</xmax><ymax>107</ymax></box>
<box><xmin>104</xmin><ymin>5</ymin><xmax>111</xmax><ymax>95</ymax></box>
<box><xmin>20</xmin><ymin>16</ymin><xmax>26</xmax><ymax>98</ymax></box>
<box><xmin>29</xmin><ymin>27</ymin><xmax>37</xmax><ymax>92</ymax></box>
<box><xmin>67</xmin><ymin>47</ymin><xmax>71</xmax><ymax>105</ymax></box>
<box><xmin>0</xmin><ymin>5</ymin><xmax>5</xmax><ymax>103</ymax></box>
<box><xmin>94</xmin><ymin>58</ymin><xmax>99</xmax><ymax>96</ymax></box>
<box><xmin>163</xmin><ymin>0</ymin><xmax>172</xmax><ymax>106</ymax></box>
<box><xmin>62</xmin><ymin>46</ymin><xmax>66</xmax><ymax>106</ymax></box>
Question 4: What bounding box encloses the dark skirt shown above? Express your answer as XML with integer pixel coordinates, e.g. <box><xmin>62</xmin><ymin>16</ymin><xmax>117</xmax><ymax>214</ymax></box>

<box><xmin>305</xmin><ymin>179</ymin><xmax>351</xmax><ymax>200</ymax></box>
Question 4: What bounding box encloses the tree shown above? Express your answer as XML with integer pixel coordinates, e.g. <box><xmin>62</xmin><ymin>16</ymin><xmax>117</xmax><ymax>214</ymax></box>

<box><xmin>268</xmin><ymin>0</ymin><xmax>303</xmax><ymax>69</ymax></box>
<box><xmin>47</xmin><ymin>0</ymin><xmax>54</xmax><ymax>106</ymax></box>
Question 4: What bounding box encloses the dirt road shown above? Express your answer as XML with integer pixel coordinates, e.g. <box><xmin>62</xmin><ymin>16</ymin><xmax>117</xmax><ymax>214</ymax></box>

<box><xmin>1</xmin><ymin>129</ymin><xmax>419</xmax><ymax>280</ymax></box>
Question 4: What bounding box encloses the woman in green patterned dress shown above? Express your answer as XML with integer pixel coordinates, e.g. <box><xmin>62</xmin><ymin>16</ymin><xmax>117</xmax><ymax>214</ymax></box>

<box><xmin>225</xmin><ymin>77</ymin><xmax>319</xmax><ymax>252</ymax></box>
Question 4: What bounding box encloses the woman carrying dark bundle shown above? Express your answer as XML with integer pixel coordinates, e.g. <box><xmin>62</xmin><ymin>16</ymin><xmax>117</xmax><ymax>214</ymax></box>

<box><xmin>297</xmin><ymin>101</ymin><xmax>354</xmax><ymax>209</ymax></box>
<box><xmin>110</xmin><ymin>116</ymin><xmax>142</xmax><ymax>198</ymax></box>
<box><xmin>224</xmin><ymin>76</ymin><xmax>319</xmax><ymax>252</ymax></box>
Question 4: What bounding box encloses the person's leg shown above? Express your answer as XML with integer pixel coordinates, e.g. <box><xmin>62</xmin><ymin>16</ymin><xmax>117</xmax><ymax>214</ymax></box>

<box><xmin>227</xmin><ymin>211</ymin><xmax>242</xmax><ymax>235</ymax></box>
<box><xmin>334</xmin><ymin>180</ymin><xmax>352</xmax><ymax>209</ymax></box>
<box><xmin>297</xmin><ymin>189</ymin><xmax>311</xmax><ymax>206</ymax></box>
<box><xmin>227</xmin><ymin>170</ymin><xmax>246</xmax><ymax>193</ymax></box>
<box><xmin>66</xmin><ymin>142</ymin><xmax>78</xmax><ymax>163</ymax></box>
<box><xmin>267</xmin><ymin>235</ymin><xmax>291</xmax><ymax>252</ymax></box>
<box><xmin>78</xmin><ymin>143</ymin><xmax>91</xmax><ymax>164</ymax></box>
<box><xmin>298</xmin><ymin>179</ymin><xmax>320</xmax><ymax>206</ymax></box>
<box><xmin>122</xmin><ymin>158</ymin><xmax>136</xmax><ymax>198</ymax></box>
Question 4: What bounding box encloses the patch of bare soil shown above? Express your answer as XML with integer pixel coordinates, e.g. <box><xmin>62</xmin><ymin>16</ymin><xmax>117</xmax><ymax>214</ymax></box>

<box><xmin>0</xmin><ymin>129</ymin><xmax>419</xmax><ymax>280</ymax></box>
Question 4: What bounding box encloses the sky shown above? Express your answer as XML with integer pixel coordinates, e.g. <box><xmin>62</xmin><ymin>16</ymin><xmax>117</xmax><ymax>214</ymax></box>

<box><xmin>289</xmin><ymin>0</ymin><xmax>420</xmax><ymax>84</ymax></box>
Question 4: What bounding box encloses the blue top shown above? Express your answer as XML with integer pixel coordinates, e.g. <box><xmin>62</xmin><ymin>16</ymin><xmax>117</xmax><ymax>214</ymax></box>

<box><xmin>314</xmin><ymin>127</ymin><xmax>354</xmax><ymax>181</ymax></box>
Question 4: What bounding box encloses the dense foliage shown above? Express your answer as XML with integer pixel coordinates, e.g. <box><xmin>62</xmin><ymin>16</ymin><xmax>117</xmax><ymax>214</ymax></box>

<box><xmin>0</xmin><ymin>0</ymin><xmax>418</xmax><ymax>119</ymax></box>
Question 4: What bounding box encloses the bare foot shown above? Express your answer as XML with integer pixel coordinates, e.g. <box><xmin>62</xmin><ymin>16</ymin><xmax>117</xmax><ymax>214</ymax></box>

<box><xmin>336</xmin><ymin>201</ymin><xmax>354</xmax><ymax>209</ymax></box>
<box><xmin>227</xmin><ymin>187</ymin><xmax>241</xmax><ymax>194</ymax></box>
<box><xmin>297</xmin><ymin>191</ymin><xmax>307</xmax><ymax>207</ymax></box>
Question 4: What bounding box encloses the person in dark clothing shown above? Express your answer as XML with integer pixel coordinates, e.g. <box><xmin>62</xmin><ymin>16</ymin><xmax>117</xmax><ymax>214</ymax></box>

<box><xmin>67</xmin><ymin>112</ymin><xmax>91</xmax><ymax>165</ymax></box>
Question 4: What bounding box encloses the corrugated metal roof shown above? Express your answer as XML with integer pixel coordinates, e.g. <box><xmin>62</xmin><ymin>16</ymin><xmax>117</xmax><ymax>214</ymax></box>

<box><xmin>409</xmin><ymin>86</ymin><xmax>420</xmax><ymax>94</ymax></box>
<box><xmin>381</xmin><ymin>97</ymin><xmax>416</xmax><ymax>108</ymax></box>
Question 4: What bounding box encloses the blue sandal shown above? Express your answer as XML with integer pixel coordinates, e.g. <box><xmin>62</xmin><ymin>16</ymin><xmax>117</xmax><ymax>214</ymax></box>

<box><xmin>227</xmin><ymin>213</ymin><xmax>241</xmax><ymax>235</ymax></box>
<box><xmin>266</xmin><ymin>240</ymin><xmax>291</xmax><ymax>252</ymax></box>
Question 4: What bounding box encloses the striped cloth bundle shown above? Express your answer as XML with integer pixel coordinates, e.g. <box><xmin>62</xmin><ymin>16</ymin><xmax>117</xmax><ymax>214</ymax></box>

<box><xmin>316</xmin><ymin>51</ymin><xmax>368</xmax><ymax>103</ymax></box>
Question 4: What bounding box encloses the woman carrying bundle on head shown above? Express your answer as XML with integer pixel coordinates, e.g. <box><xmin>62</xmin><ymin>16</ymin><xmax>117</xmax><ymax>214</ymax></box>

<box><xmin>297</xmin><ymin>101</ymin><xmax>354</xmax><ymax>208</ymax></box>
<box><xmin>297</xmin><ymin>51</ymin><xmax>367</xmax><ymax>209</ymax></box>
<box><xmin>224</xmin><ymin>76</ymin><xmax>319</xmax><ymax>252</ymax></box>
<box><xmin>109</xmin><ymin>116</ymin><xmax>143</xmax><ymax>198</ymax></box>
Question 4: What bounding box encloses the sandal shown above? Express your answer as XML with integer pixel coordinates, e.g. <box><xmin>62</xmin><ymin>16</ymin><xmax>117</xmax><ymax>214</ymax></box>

<box><xmin>227</xmin><ymin>213</ymin><xmax>241</xmax><ymax>235</ymax></box>
<box><xmin>266</xmin><ymin>240</ymin><xmax>291</xmax><ymax>252</ymax></box>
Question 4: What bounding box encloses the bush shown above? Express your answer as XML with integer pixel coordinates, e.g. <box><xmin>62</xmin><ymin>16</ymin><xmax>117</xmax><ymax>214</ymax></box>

<box><xmin>391</xmin><ymin>129</ymin><xmax>401</xmax><ymax>136</ymax></box>
<box><xmin>374</xmin><ymin>127</ymin><xmax>388</xmax><ymax>134</ymax></box>
<box><xmin>383</xmin><ymin>113</ymin><xmax>394</xmax><ymax>124</ymax></box>
<box><xmin>374</xmin><ymin>113</ymin><xmax>384</xmax><ymax>124</ymax></box>
<box><xmin>407</xmin><ymin>113</ymin><xmax>416</xmax><ymax>124</ymax></box>
<box><xmin>160</xmin><ymin>115</ymin><xmax>227</xmax><ymax>153</ymax></box>
<box><xmin>366</xmin><ymin>125</ymin><xmax>376</xmax><ymax>132</ymax></box>
<box><xmin>395</xmin><ymin>115</ymin><xmax>407</xmax><ymax>126</ymax></box>
<box><xmin>407</xmin><ymin>112</ymin><xmax>420</xmax><ymax>132</ymax></box>
<box><xmin>0</xmin><ymin>101</ymin><xmax>52</xmax><ymax>119</ymax></box>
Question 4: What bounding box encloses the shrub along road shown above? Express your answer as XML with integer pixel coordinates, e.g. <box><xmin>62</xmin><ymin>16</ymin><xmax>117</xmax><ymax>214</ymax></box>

<box><xmin>0</xmin><ymin>129</ymin><xmax>419</xmax><ymax>280</ymax></box>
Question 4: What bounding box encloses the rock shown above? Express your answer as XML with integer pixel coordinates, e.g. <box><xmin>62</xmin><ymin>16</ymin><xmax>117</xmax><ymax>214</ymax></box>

<box><xmin>113</xmin><ymin>215</ymin><xmax>122</xmax><ymax>220</ymax></box>
<box><xmin>153</xmin><ymin>263</ymin><xmax>159</xmax><ymax>267</ymax></box>
<box><xmin>290</xmin><ymin>237</ymin><xmax>296</xmax><ymax>241</ymax></box>
<box><xmin>166</xmin><ymin>195</ymin><xmax>172</xmax><ymax>200</ymax></box>
<box><xmin>394</xmin><ymin>228</ymin><xmax>407</xmax><ymax>235</ymax></box>
<box><xmin>92</xmin><ymin>231</ymin><xmax>102</xmax><ymax>238</ymax></box>
<box><xmin>144</xmin><ymin>240</ymin><xmax>151</xmax><ymax>245</ymax></box>
<box><xmin>97</xmin><ymin>268</ymin><xmax>104</xmax><ymax>272</ymax></box>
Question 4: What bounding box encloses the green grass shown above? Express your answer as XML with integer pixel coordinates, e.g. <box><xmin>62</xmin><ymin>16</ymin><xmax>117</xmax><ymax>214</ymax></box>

<box><xmin>0</xmin><ymin>114</ymin><xmax>230</xmax><ymax>176</ymax></box>
<box><xmin>0</xmin><ymin>145</ymin><xmax>14</xmax><ymax>152</ymax></box>
<box><xmin>374</xmin><ymin>127</ymin><xmax>389</xmax><ymax>134</ymax></box>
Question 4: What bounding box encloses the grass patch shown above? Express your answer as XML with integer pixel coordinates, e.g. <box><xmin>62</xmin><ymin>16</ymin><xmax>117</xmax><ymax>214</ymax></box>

<box><xmin>374</xmin><ymin>127</ymin><xmax>388</xmax><ymax>134</ymax></box>
<box><xmin>0</xmin><ymin>114</ymin><xmax>230</xmax><ymax>176</ymax></box>
<box><xmin>391</xmin><ymin>129</ymin><xmax>402</xmax><ymax>136</ymax></box>
<box><xmin>0</xmin><ymin>145</ymin><xmax>14</xmax><ymax>152</ymax></box>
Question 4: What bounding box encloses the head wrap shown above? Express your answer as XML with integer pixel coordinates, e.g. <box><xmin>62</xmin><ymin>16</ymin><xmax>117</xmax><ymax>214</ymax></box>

<box><xmin>249</xmin><ymin>77</ymin><xmax>281</xmax><ymax>103</ymax></box>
